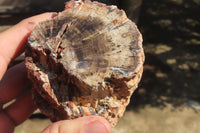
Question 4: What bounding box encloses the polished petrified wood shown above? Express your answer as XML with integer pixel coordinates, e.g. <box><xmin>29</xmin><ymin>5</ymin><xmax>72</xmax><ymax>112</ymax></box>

<box><xmin>25</xmin><ymin>0</ymin><xmax>144</xmax><ymax>127</ymax></box>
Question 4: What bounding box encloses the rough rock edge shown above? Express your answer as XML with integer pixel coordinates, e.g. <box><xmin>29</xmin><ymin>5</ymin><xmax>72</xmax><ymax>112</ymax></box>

<box><xmin>25</xmin><ymin>0</ymin><xmax>145</xmax><ymax>127</ymax></box>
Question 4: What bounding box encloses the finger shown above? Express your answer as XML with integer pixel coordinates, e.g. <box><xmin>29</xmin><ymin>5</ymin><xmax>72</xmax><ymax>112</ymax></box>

<box><xmin>0</xmin><ymin>91</ymin><xmax>36</xmax><ymax>129</ymax></box>
<box><xmin>0</xmin><ymin>112</ymin><xmax>14</xmax><ymax>133</ymax></box>
<box><xmin>0</xmin><ymin>62</ymin><xmax>29</xmax><ymax>107</ymax></box>
<box><xmin>0</xmin><ymin>12</ymin><xmax>57</xmax><ymax>79</ymax></box>
<box><xmin>42</xmin><ymin>116</ymin><xmax>111</xmax><ymax>133</ymax></box>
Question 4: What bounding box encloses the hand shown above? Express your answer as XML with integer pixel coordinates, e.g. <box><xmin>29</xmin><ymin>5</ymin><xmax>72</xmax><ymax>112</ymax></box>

<box><xmin>0</xmin><ymin>13</ymin><xmax>111</xmax><ymax>133</ymax></box>
<box><xmin>41</xmin><ymin>116</ymin><xmax>111</xmax><ymax>133</ymax></box>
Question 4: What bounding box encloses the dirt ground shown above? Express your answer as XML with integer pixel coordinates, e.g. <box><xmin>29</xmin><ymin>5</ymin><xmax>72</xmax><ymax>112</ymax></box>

<box><xmin>0</xmin><ymin>0</ymin><xmax>200</xmax><ymax>133</ymax></box>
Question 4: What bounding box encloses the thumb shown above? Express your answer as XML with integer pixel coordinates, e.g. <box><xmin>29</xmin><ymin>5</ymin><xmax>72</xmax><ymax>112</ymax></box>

<box><xmin>41</xmin><ymin>116</ymin><xmax>112</xmax><ymax>133</ymax></box>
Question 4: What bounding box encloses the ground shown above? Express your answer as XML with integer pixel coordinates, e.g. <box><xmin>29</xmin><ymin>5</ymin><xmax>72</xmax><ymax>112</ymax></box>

<box><xmin>0</xmin><ymin>0</ymin><xmax>200</xmax><ymax>133</ymax></box>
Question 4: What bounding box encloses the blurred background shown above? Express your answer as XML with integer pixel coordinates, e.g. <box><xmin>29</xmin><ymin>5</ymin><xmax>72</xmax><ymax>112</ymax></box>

<box><xmin>0</xmin><ymin>0</ymin><xmax>200</xmax><ymax>133</ymax></box>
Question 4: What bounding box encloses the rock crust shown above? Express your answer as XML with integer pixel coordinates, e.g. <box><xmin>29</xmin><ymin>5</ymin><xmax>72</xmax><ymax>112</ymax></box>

<box><xmin>25</xmin><ymin>0</ymin><xmax>144</xmax><ymax>127</ymax></box>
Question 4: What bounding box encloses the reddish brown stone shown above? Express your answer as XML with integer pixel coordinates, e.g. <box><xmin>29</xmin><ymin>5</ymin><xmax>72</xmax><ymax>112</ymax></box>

<box><xmin>25</xmin><ymin>0</ymin><xmax>144</xmax><ymax>127</ymax></box>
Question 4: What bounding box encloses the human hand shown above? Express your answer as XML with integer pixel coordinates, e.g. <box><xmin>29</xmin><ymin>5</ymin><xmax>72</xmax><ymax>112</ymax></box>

<box><xmin>0</xmin><ymin>13</ymin><xmax>111</xmax><ymax>133</ymax></box>
<box><xmin>41</xmin><ymin>116</ymin><xmax>111</xmax><ymax>133</ymax></box>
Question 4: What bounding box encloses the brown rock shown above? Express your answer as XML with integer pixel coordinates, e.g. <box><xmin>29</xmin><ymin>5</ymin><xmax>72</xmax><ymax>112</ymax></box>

<box><xmin>25</xmin><ymin>0</ymin><xmax>144</xmax><ymax>127</ymax></box>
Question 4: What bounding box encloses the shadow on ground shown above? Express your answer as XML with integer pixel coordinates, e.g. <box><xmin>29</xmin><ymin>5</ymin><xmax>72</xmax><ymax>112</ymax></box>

<box><xmin>128</xmin><ymin>0</ymin><xmax>200</xmax><ymax>110</ymax></box>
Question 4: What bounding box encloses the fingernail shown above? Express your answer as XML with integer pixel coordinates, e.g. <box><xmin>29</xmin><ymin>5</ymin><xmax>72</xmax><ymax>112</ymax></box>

<box><xmin>83</xmin><ymin>121</ymin><xmax>109</xmax><ymax>133</ymax></box>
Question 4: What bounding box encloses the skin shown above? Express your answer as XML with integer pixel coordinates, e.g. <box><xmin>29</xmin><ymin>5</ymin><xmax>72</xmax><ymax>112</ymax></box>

<box><xmin>0</xmin><ymin>13</ymin><xmax>111</xmax><ymax>133</ymax></box>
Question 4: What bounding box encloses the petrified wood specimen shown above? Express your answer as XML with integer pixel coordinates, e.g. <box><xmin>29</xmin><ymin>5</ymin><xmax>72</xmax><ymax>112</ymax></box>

<box><xmin>25</xmin><ymin>0</ymin><xmax>144</xmax><ymax>127</ymax></box>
